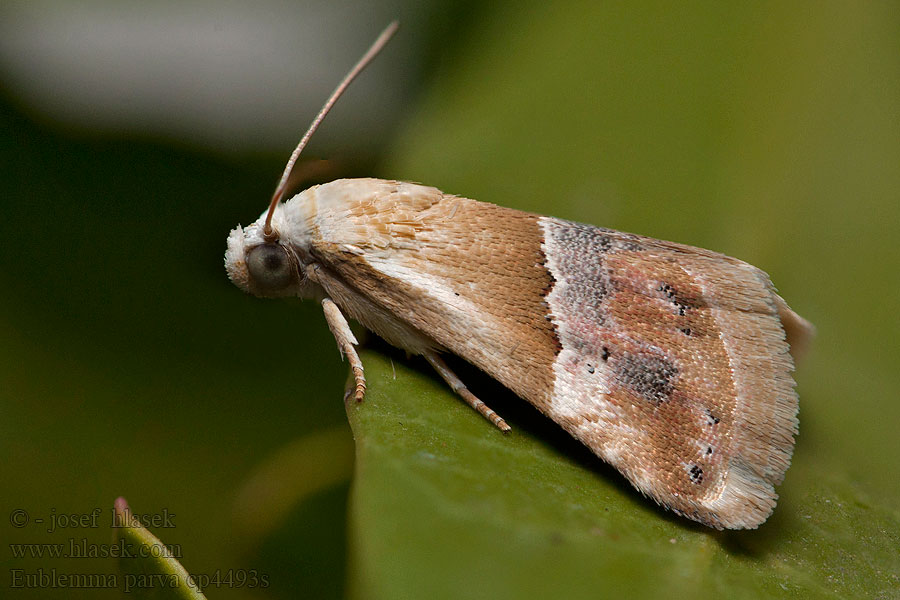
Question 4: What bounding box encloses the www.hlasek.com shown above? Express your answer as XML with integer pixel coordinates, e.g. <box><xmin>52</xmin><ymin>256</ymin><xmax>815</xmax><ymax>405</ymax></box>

<box><xmin>9</xmin><ymin>537</ymin><xmax>182</xmax><ymax>560</ymax></box>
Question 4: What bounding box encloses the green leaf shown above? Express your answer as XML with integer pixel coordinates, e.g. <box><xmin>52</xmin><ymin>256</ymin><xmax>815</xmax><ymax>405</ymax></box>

<box><xmin>114</xmin><ymin>498</ymin><xmax>207</xmax><ymax>600</ymax></box>
<box><xmin>346</xmin><ymin>351</ymin><xmax>900</xmax><ymax>600</ymax></box>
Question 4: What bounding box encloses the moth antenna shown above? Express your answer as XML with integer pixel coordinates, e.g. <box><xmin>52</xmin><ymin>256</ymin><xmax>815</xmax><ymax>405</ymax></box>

<box><xmin>263</xmin><ymin>20</ymin><xmax>400</xmax><ymax>238</ymax></box>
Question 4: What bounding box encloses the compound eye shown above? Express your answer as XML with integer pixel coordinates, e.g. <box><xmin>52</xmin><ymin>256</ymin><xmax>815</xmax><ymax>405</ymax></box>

<box><xmin>246</xmin><ymin>243</ymin><xmax>295</xmax><ymax>291</ymax></box>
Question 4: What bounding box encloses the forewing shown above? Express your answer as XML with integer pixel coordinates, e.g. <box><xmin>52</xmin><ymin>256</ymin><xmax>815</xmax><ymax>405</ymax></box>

<box><xmin>541</xmin><ymin>218</ymin><xmax>799</xmax><ymax>529</ymax></box>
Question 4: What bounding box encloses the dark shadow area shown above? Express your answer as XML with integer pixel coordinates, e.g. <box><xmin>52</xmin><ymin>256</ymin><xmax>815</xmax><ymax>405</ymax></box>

<box><xmin>250</xmin><ymin>482</ymin><xmax>350</xmax><ymax>600</ymax></box>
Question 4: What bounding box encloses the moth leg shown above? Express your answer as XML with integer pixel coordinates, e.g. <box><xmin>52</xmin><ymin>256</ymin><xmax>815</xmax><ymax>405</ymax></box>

<box><xmin>321</xmin><ymin>297</ymin><xmax>366</xmax><ymax>402</ymax></box>
<box><xmin>423</xmin><ymin>350</ymin><xmax>510</xmax><ymax>433</ymax></box>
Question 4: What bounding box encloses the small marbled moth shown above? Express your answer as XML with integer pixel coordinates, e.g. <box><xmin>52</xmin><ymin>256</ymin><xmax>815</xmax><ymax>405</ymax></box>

<box><xmin>225</xmin><ymin>22</ymin><xmax>813</xmax><ymax>529</ymax></box>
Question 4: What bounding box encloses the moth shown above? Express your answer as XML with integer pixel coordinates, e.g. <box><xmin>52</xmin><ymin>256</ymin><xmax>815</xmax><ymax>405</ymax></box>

<box><xmin>225</xmin><ymin>23</ymin><xmax>813</xmax><ymax>529</ymax></box>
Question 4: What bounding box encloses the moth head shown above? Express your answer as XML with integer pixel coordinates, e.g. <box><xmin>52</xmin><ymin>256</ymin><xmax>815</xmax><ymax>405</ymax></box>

<box><xmin>225</xmin><ymin>215</ymin><xmax>303</xmax><ymax>298</ymax></box>
<box><xmin>225</xmin><ymin>22</ymin><xmax>398</xmax><ymax>298</ymax></box>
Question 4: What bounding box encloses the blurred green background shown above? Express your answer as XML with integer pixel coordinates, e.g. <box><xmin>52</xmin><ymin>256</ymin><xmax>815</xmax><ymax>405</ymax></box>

<box><xmin>1</xmin><ymin>1</ymin><xmax>898</xmax><ymax>599</ymax></box>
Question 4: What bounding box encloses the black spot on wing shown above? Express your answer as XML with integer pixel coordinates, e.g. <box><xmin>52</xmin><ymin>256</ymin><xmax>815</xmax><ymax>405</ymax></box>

<box><xmin>689</xmin><ymin>465</ymin><xmax>704</xmax><ymax>484</ymax></box>
<box><xmin>615</xmin><ymin>352</ymin><xmax>678</xmax><ymax>405</ymax></box>
<box><xmin>657</xmin><ymin>282</ymin><xmax>698</xmax><ymax>316</ymax></box>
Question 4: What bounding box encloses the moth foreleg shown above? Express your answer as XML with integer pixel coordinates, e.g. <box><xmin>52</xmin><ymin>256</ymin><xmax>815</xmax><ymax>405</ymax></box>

<box><xmin>423</xmin><ymin>351</ymin><xmax>510</xmax><ymax>433</ymax></box>
<box><xmin>321</xmin><ymin>297</ymin><xmax>366</xmax><ymax>402</ymax></box>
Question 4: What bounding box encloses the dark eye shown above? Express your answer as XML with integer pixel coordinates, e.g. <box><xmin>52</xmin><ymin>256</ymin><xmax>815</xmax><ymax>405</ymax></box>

<box><xmin>246</xmin><ymin>243</ymin><xmax>295</xmax><ymax>291</ymax></box>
